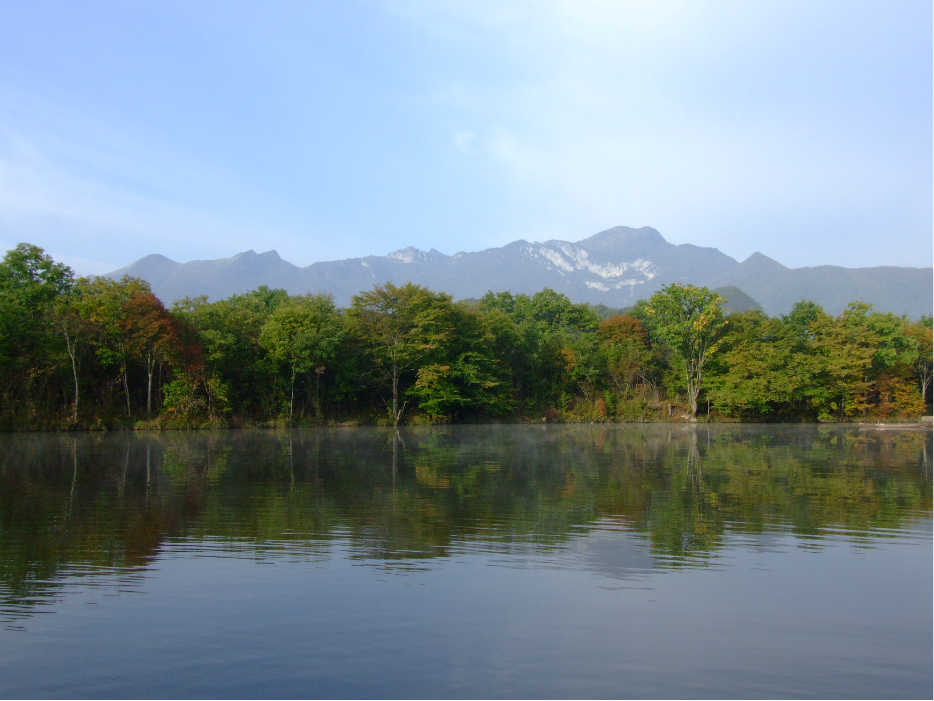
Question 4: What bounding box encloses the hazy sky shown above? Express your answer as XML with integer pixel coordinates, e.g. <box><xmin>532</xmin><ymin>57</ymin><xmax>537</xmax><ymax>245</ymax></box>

<box><xmin>0</xmin><ymin>0</ymin><xmax>930</xmax><ymax>274</ymax></box>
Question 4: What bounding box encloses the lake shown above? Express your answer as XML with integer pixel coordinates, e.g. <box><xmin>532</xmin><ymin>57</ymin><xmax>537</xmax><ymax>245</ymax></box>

<box><xmin>0</xmin><ymin>424</ymin><xmax>930</xmax><ymax>699</ymax></box>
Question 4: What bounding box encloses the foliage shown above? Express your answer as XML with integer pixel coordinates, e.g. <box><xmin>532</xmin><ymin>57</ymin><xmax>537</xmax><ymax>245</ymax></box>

<box><xmin>408</xmin><ymin>302</ymin><xmax>513</xmax><ymax>420</ymax></box>
<box><xmin>479</xmin><ymin>288</ymin><xmax>600</xmax><ymax>416</ymax></box>
<box><xmin>120</xmin><ymin>292</ymin><xmax>183</xmax><ymax>414</ymax></box>
<box><xmin>0</xmin><ymin>244</ymin><xmax>930</xmax><ymax>429</ymax></box>
<box><xmin>0</xmin><ymin>245</ymin><xmax>76</xmax><ymax>426</ymax></box>
<box><xmin>259</xmin><ymin>293</ymin><xmax>343</xmax><ymax>418</ymax></box>
<box><xmin>644</xmin><ymin>284</ymin><xmax>726</xmax><ymax>418</ymax></box>
<box><xmin>349</xmin><ymin>282</ymin><xmax>453</xmax><ymax>424</ymax></box>
<box><xmin>597</xmin><ymin>315</ymin><xmax>649</xmax><ymax>400</ymax></box>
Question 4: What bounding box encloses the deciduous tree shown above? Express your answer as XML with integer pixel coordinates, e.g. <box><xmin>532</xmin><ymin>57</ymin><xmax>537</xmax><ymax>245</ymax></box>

<box><xmin>645</xmin><ymin>284</ymin><xmax>726</xmax><ymax>418</ymax></box>
<box><xmin>121</xmin><ymin>293</ymin><xmax>180</xmax><ymax>414</ymax></box>
<box><xmin>349</xmin><ymin>283</ymin><xmax>452</xmax><ymax>425</ymax></box>
<box><xmin>260</xmin><ymin>293</ymin><xmax>343</xmax><ymax>419</ymax></box>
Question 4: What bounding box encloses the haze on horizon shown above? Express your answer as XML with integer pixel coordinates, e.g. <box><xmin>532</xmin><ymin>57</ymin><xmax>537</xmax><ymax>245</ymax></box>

<box><xmin>0</xmin><ymin>0</ymin><xmax>931</xmax><ymax>276</ymax></box>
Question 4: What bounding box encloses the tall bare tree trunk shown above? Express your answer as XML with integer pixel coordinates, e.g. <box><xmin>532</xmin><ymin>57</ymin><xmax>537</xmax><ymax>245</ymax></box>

<box><xmin>60</xmin><ymin>321</ymin><xmax>79</xmax><ymax>421</ymax></box>
<box><xmin>146</xmin><ymin>353</ymin><xmax>154</xmax><ymax>415</ymax></box>
<box><xmin>686</xmin><ymin>370</ymin><xmax>698</xmax><ymax>420</ymax></box>
<box><xmin>290</xmin><ymin>367</ymin><xmax>295</xmax><ymax>419</ymax></box>
<box><xmin>686</xmin><ymin>358</ymin><xmax>705</xmax><ymax>420</ymax></box>
<box><xmin>392</xmin><ymin>363</ymin><xmax>400</xmax><ymax>425</ymax></box>
<box><xmin>69</xmin><ymin>350</ymin><xmax>79</xmax><ymax>421</ymax></box>
<box><xmin>315</xmin><ymin>367</ymin><xmax>323</xmax><ymax>419</ymax></box>
<box><xmin>123</xmin><ymin>364</ymin><xmax>131</xmax><ymax>416</ymax></box>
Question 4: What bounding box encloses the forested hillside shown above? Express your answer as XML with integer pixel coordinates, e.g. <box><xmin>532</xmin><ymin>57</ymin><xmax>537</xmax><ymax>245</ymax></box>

<box><xmin>2</xmin><ymin>244</ymin><xmax>931</xmax><ymax>430</ymax></box>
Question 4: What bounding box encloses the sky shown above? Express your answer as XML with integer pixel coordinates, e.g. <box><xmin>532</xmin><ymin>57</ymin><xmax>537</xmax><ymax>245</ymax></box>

<box><xmin>0</xmin><ymin>0</ymin><xmax>930</xmax><ymax>274</ymax></box>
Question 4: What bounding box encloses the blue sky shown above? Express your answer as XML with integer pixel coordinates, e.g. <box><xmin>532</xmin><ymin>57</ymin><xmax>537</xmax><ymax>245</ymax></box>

<box><xmin>0</xmin><ymin>0</ymin><xmax>930</xmax><ymax>274</ymax></box>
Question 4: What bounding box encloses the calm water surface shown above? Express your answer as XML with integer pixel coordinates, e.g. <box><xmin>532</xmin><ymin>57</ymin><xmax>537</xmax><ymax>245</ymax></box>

<box><xmin>0</xmin><ymin>425</ymin><xmax>930</xmax><ymax>699</ymax></box>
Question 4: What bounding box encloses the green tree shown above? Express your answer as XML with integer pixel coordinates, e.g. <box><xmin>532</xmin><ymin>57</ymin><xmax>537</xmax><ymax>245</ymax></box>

<box><xmin>644</xmin><ymin>284</ymin><xmax>726</xmax><ymax>418</ymax></box>
<box><xmin>597</xmin><ymin>314</ymin><xmax>649</xmax><ymax>400</ymax></box>
<box><xmin>0</xmin><ymin>244</ymin><xmax>73</xmax><ymax>309</ymax></box>
<box><xmin>51</xmin><ymin>290</ymin><xmax>97</xmax><ymax>421</ymax></box>
<box><xmin>479</xmin><ymin>288</ymin><xmax>599</xmax><ymax>414</ymax></box>
<box><xmin>260</xmin><ymin>294</ymin><xmax>343</xmax><ymax>419</ymax></box>
<box><xmin>349</xmin><ymin>283</ymin><xmax>453</xmax><ymax>424</ymax></box>
<box><xmin>905</xmin><ymin>317</ymin><xmax>932</xmax><ymax>405</ymax></box>
<box><xmin>804</xmin><ymin>303</ymin><xmax>876</xmax><ymax>420</ymax></box>
<box><xmin>73</xmin><ymin>276</ymin><xmax>152</xmax><ymax>415</ymax></box>
<box><xmin>0</xmin><ymin>244</ymin><xmax>74</xmax><ymax>423</ymax></box>
<box><xmin>173</xmin><ymin>287</ymin><xmax>288</xmax><ymax>417</ymax></box>
<box><xmin>408</xmin><ymin>303</ymin><xmax>513</xmax><ymax>421</ymax></box>
<box><xmin>706</xmin><ymin>310</ymin><xmax>808</xmax><ymax>418</ymax></box>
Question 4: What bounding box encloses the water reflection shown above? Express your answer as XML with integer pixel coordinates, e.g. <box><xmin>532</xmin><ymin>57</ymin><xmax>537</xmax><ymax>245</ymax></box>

<box><xmin>0</xmin><ymin>424</ymin><xmax>930</xmax><ymax>623</ymax></box>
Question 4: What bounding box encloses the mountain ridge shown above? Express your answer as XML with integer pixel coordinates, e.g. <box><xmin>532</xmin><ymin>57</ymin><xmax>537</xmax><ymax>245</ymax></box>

<box><xmin>107</xmin><ymin>226</ymin><xmax>933</xmax><ymax>319</ymax></box>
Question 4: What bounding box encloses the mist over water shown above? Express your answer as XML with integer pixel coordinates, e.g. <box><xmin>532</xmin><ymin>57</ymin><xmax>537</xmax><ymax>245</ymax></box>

<box><xmin>0</xmin><ymin>425</ymin><xmax>930</xmax><ymax>698</ymax></box>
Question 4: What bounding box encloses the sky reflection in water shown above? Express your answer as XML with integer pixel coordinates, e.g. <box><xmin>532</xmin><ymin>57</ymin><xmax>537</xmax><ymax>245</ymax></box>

<box><xmin>0</xmin><ymin>425</ymin><xmax>930</xmax><ymax>698</ymax></box>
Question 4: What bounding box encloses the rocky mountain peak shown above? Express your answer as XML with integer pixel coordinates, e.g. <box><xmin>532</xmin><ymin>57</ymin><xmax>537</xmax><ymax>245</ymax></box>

<box><xmin>105</xmin><ymin>226</ymin><xmax>932</xmax><ymax>318</ymax></box>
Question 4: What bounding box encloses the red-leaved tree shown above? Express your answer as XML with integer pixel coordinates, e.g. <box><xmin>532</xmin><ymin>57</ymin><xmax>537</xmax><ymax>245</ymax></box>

<box><xmin>120</xmin><ymin>293</ymin><xmax>180</xmax><ymax>414</ymax></box>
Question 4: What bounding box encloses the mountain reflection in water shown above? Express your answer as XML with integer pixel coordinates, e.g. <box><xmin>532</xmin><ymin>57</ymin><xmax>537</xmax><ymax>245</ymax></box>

<box><xmin>1</xmin><ymin>424</ymin><xmax>929</xmax><ymax>623</ymax></box>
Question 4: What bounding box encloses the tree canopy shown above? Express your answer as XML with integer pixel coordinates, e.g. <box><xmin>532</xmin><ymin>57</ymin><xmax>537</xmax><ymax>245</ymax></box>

<box><xmin>643</xmin><ymin>284</ymin><xmax>726</xmax><ymax>418</ymax></box>
<box><xmin>0</xmin><ymin>244</ymin><xmax>930</xmax><ymax>429</ymax></box>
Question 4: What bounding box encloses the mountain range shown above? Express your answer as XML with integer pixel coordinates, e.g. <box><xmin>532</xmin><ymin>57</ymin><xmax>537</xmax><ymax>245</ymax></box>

<box><xmin>107</xmin><ymin>226</ymin><xmax>933</xmax><ymax>318</ymax></box>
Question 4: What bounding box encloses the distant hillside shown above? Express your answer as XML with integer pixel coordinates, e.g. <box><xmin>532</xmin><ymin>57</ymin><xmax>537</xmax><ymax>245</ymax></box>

<box><xmin>713</xmin><ymin>286</ymin><xmax>763</xmax><ymax>314</ymax></box>
<box><xmin>712</xmin><ymin>253</ymin><xmax>932</xmax><ymax>319</ymax></box>
<box><xmin>107</xmin><ymin>226</ymin><xmax>933</xmax><ymax>319</ymax></box>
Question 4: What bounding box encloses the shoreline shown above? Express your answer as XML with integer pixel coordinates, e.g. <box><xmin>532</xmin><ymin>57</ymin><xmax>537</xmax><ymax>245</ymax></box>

<box><xmin>3</xmin><ymin>416</ymin><xmax>931</xmax><ymax>433</ymax></box>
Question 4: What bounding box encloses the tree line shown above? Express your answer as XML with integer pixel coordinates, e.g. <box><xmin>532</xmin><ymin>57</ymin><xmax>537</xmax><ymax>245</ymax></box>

<box><xmin>1</xmin><ymin>243</ymin><xmax>930</xmax><ymax>429</ymax></box>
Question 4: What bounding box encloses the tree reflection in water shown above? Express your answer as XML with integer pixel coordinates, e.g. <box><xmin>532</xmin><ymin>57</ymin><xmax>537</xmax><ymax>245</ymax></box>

<box><xmin>0</xmin><ymin>424</ymin><xmax>930</xmax><ymax>621</ymax></box>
